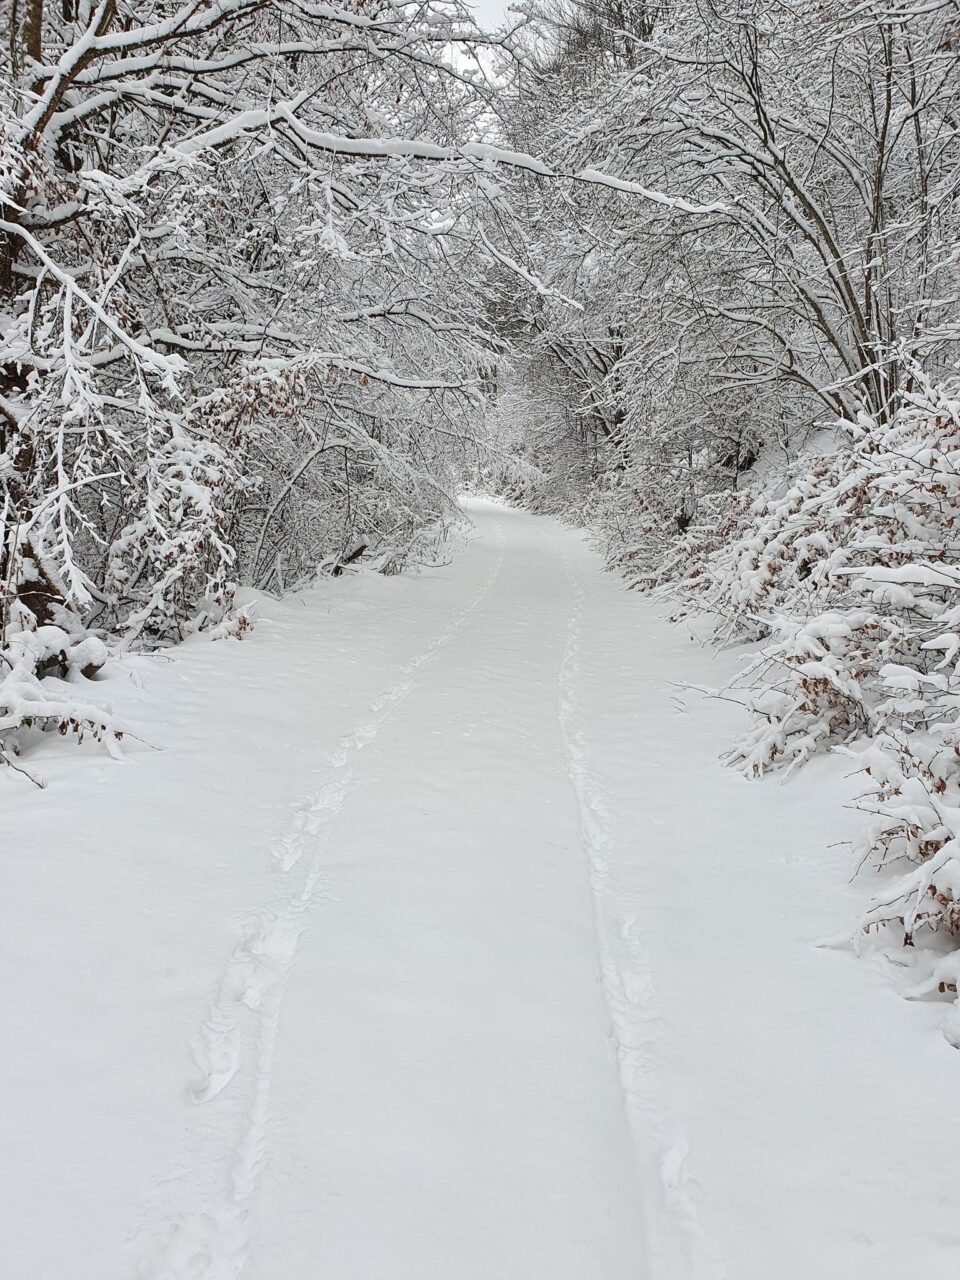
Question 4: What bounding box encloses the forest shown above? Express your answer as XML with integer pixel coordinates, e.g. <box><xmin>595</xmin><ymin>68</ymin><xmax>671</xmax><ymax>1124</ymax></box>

<box><xmin>3</xmin><ymin>3</ymin><xmax>960</xmax><ymax>1276</ymax></box>
<box><xmin>5</xmin><ymin>0</ymin><xmax>960</xmax><ymax>1017</ymax></box>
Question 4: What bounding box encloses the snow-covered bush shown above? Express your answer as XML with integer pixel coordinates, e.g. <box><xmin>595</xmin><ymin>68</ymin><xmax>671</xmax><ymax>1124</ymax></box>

<box><xmin>668</xmin><ymin>376</ymin><xmax>960</xmax><ymax>1011</ymax></box>
<box><xmin>694</xmin><ymin>379</ymin><xmax>960</xmax><ymax>761</ymax></box>
<box><xmin>104</xmin><ymin>409</ymin><xmax>249</xmax><ymax>647</ymax></box>
<box><xmin>0</xmin><ymin>577</ymin><xmax>120</xmax><ymax>783</ymax></box>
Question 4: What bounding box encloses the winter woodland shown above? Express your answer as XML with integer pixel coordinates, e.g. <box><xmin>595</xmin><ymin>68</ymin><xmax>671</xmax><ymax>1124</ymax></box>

<box><xmin>5</xmin><ymin>0</ymin><xmax>960</xmax><ymax>1202</ymax></box>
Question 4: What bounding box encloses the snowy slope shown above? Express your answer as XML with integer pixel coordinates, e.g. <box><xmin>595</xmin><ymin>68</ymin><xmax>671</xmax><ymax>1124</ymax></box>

<box><xmin>2</xmin><ymin>500</ymin><xmax>959</xmax><ymax>1280</ymax></box>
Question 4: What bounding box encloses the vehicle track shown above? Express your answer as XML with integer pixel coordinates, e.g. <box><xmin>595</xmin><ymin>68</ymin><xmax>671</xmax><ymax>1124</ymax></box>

<box><xmin>144</xmin><ymin>518</ymin><xmax>507</xmax><ymax>1280</ymax></box>
<box><xmin>551</xmin><ymin>530</ymin><xmax>727</xmax><ymax>1280</ymax></box>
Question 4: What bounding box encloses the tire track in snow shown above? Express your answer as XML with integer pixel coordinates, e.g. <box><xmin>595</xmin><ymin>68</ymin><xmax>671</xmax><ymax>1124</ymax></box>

<box><xmin>551</xmin><ymin>527</ymin><xmax>728</xmax><ymax>1280</ymax></box>
<box><xmin>142</xmin><ymin>516</ymin><xmax>507</xmax><ymax>1280</ymax></box>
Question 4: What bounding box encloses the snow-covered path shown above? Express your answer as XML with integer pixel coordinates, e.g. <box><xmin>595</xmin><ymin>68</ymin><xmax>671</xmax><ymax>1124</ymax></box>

<box><xmin>237</xmin><ymin>505</ymin><xmax>649</xmax><ymax>1280</ymax></box>
<box><xmin>4</xmin><ymin>500</ymin><xmax>960</xmax><ymax>1280</ymax></box>
<box><xmin>174</xmin><ymin>503</ymin><xmax>650</xmax><ymax>1280</ymax></box>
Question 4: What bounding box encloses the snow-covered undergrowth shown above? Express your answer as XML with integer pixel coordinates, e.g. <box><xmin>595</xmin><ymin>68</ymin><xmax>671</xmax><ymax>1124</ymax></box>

<box><xmin>0</xmin><ymin>512</ymin><xmax>459</xmax><ymax>785</ymax></box>
<box><xmin>0</xmin><ymin>618</ymin><xmax>119</xmax><ymax>777</ymax></box>
<box><xmin>578</xmin><ymin>376</ymin><xmax>960</xmax><ymax>1038</ymax></box>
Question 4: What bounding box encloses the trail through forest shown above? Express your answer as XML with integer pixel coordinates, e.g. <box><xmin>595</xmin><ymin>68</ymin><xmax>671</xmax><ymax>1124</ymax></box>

<box><xmin>3</xmin><ymin>501</ymin><xmax>959</xmax><ymax>1280</ymax></box>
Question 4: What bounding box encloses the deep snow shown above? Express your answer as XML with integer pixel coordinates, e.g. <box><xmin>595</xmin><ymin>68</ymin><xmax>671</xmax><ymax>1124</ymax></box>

<box><xmin>2</xmin><ymin>499</ymin><xmax>959</xmax><ymax>1279</ymax></box>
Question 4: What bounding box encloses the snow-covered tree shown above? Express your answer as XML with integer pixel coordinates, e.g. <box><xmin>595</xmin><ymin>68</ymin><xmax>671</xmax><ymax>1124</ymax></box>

<box><xmin>495</xmin><ymin>0</ymin><xmax>960</xmax><ymax>557</ymax></box>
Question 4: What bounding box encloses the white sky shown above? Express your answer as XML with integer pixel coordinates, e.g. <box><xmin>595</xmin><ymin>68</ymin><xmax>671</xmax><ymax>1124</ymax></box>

<box><xmin>467</xmin><ymin>0</ymin><xmax>516</xmax><ymax>31</ymax></box>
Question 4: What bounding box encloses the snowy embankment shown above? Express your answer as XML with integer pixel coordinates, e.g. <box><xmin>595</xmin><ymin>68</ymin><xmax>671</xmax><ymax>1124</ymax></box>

<box><xmin>2</xmin><ymin>500</ymin><xmax>958</xmax><ymax>1280</ymax></box>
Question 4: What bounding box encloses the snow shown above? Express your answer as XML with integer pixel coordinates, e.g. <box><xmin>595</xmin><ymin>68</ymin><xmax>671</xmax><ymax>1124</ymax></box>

<box><xmin>3</xmin><ymin>499</ymin><xmax>960</xmax><ymax>1279</ymax></box>
<box><xmin>570</xmin><ymin>170</ymin><xmax>725</xmax><ymax>212</ymax></box>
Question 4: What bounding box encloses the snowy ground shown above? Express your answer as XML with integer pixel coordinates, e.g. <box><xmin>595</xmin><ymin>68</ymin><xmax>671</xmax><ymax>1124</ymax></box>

<box><xmin>3</xmin><ymin>499</ymin><xmax>959</xmax><ymax>1280</ymax></box>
